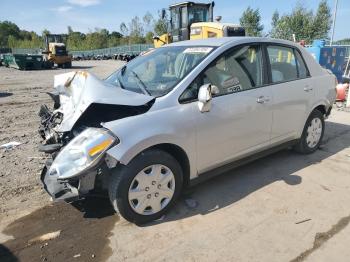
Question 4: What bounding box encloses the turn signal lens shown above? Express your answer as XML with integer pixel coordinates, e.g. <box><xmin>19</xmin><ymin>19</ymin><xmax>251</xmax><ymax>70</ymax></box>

<box><xmin>88</xmin><ymin>138</ymin><xmax>114</xmax><ymax>157</ymax></box>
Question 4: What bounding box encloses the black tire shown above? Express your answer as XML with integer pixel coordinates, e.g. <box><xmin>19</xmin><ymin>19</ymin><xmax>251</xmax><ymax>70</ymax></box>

<box><xmin>108</xmin><ymin>149</ymin><xmax>183</xmax><ymax>224</ymax></box>
<box><xmin>294</xmin><ymin>109</ymin><xmax>325</xmax><ymax>154</ymax></box>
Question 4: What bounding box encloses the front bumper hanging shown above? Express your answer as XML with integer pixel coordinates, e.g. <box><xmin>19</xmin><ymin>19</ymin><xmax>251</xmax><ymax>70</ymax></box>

<box><xmin>41</xmin><ymin>160</ymin><xmax>79</xmax><ymax>202</ymax></box>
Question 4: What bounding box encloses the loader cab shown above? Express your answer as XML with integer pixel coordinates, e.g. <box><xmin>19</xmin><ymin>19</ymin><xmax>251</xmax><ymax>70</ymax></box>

<box><xmin>50</xmin><ymin>43</ymin><xmax>68</xmax><ymax>56</ymax></box>
<box><xmin>169</xmin><ymin>1</ymin><xmax>214</xmax><ymax>42</ymax></box>
<box><xmin>43</xmin><ymin>34</ymin><xmax>68</xmax><ymax>55</ymax></box>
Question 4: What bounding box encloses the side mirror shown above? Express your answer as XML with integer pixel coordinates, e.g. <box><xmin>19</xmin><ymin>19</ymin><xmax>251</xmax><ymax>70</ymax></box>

<box><xmin>198</xmin><ymin>84</ymin><xmax>212</xmax><ymax>112</ymax></box>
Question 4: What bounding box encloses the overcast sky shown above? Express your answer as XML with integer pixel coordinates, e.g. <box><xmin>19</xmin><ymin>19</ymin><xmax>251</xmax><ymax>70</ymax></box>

<box><xmin>0</xmin><ymin>0</ymin><xmax>349</xmax><ymax>40</ymax></box>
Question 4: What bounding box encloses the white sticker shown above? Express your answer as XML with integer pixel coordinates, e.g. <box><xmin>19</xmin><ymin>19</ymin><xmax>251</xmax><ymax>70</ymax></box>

<box><xmin>227</xmin><ymin>85</ymin><xmax>242</xmax><ymax>93</ymax></box>
<box><xmin>183</xmin><ymin>47</ymin><xmax>213</xmax><ymax>54</ymax></box>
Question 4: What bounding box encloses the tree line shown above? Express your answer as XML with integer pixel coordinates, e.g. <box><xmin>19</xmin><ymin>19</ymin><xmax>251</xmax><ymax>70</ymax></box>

<box><xmin>0</xmin><ymin>0</ymin><xmax>348</xmax><ymax>51</ymax></box>
<box><xmin>241</xmin><ymin>0</ymin><xmax>333</xmax><ymax>43</ymax></box>
<box><xmin>0</xmin><ymin>11</ymin><xmax>167</xmax><ymax>50</ymax></box>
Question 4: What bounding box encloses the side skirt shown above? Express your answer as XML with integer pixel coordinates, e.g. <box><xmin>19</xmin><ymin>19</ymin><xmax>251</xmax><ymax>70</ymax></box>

<box><xmin>189</xmin><ymin>140</ymin><xmax>298</xmax><ymax>187</ymax></box>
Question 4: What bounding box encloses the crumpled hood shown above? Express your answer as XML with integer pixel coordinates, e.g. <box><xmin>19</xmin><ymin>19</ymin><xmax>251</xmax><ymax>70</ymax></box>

<box><xmin>53</xmin><ymin>71</ymin><xmax>153</xmax><ymax>132</ymax></box>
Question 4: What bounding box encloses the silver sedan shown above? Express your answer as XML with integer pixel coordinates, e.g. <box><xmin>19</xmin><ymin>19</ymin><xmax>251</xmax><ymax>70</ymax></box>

<box><xmin>39</xmin><ymin>37</ymin><xmax>336</xmax><ymax>224</ymax></box>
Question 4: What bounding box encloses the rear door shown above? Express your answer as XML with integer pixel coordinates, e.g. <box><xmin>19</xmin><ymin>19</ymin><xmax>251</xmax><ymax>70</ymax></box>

<box><xmin>180</xmin><ymin>44</ymin><xmax>273</xmax><ymax>173</ymax></box>
<box><xmin>265</xmin><ymin>44</ymin><xmax>314</xmax><ymax>143</ymax></box>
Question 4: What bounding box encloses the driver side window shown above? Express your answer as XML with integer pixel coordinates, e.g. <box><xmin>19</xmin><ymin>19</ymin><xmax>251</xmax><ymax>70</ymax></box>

<box><xmin>180</xmin><ymin>44</ymin><xmax>263</xmax><ymax>102</ymax></box>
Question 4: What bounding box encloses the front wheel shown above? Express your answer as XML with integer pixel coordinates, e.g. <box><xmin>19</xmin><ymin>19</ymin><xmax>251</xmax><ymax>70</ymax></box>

<box><xmin>294</xmin><ymin>109</ymin><xmax>325</xmax><ymax>154</ymax></box>
<box><xmin>108</xmin><ymin>149</ymin><xmax>183</xmax><ymax>224</ymax></box>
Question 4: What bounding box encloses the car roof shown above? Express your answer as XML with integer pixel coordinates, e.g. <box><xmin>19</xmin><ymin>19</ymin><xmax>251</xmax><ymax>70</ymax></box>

<box><xmin>167</xmin><ymin>37</ymin><xmax>300</xmax><ymax>48</ymax></box>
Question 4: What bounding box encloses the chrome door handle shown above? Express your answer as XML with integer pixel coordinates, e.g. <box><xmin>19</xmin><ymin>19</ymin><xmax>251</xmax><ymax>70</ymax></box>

<box><xmin>256</xmin><ymin>96</ymin><xmax>270</xmax><ymax>104</ymax></box>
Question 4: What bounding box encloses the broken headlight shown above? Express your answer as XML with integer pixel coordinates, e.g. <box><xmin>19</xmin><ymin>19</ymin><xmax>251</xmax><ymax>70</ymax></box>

<box><xmin>49</xmin><ymin>128</ymin><xmax>118</xmax><ymax>179</ymax></box>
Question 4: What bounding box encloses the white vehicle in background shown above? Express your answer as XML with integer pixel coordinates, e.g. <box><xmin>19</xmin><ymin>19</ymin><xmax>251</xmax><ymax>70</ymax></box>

<box><xmin>39</xmin><ymin>37</ymin><xmax>336</xmax><ymax>224</ymax></box>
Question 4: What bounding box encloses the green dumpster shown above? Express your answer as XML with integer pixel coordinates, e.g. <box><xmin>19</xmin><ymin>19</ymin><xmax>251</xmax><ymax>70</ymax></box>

<box><xmin>3</xmin><ymin>53</ymin><xmax>44</xmax><ymax>70</ymax></box>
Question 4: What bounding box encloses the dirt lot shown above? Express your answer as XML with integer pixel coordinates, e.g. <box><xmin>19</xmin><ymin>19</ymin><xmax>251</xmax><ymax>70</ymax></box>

<box><xmin>1</xmin><ymin>61</ymin><xmax>350</xmax><ymax>262</ymax></box>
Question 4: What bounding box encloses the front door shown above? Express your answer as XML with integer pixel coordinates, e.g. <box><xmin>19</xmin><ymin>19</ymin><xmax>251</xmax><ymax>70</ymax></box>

<box><xmin>180</xmin><ymin>44</ymin><xmax>273</xmax><ymax>173</ymax></box>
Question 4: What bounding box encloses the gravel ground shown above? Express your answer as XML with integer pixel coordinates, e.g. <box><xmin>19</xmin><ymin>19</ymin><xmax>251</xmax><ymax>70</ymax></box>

<box><xmin>0</xmin><ymin>60</ymin><xmax>124</xmax><ymax>224</ymax></box>
<box><xmin>1</xmin><ymin>60</ymin><xmax>350</xmax><ymax>262</ymax></box>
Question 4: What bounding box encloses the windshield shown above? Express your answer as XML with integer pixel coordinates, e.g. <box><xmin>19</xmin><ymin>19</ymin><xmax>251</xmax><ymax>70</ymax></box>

<box><xmin>188</xmin><ymin>7</ymin><xmax>209</xmax><ymax>24</ymax></box>
<box><xmin>105</xmin><ymin>46</ymin><xmax>213</xmax><ymax>97</ymax></box>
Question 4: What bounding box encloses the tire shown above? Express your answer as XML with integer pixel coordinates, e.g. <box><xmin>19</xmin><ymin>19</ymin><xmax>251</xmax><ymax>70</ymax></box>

<box><xmin>294</xmin><ymin>109</ymin><xmax>325</xmax><ymax>154</ymax></box>
<box><xmin>108</xmin><ymin>149</ymin><xmax>183</xmax><ymax>224</ymax></box>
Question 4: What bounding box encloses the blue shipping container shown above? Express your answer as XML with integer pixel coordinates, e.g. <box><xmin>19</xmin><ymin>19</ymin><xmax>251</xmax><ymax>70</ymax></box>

<box><xmin>307</xmin><ymin>40</ymin><xmax>346</xmax><ymax>82</ymax></box>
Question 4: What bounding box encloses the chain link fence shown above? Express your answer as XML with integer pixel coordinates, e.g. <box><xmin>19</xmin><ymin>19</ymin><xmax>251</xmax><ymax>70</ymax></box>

<box><xmin>70</xmin><ymin>44</ymin><xmax>153</xmax><ymax>57</ymax></box>
<box><xmin>2</xmin><ymin>43</ymin><xmax>348</xmax><ymax>60</ymax></box>
<box><xmin>0</xmin><ymin>44</ymin><xmax>153</xmax><ymax>56</ymax></box>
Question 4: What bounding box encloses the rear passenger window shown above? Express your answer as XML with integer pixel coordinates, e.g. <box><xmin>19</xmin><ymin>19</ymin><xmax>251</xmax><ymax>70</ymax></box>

<box><xmin>295</xmin><ymin>51</ymin><xmax>309</xmax><ymax>78</ymax></box>
<box><xmin>267</xmin><ymin>46</ymin><xmax>298</xmax><ymax>83</ymax></box>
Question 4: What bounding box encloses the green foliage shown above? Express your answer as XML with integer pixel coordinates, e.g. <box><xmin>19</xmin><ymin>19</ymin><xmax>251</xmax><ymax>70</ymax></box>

<box><xmin>67</xmin><ymin>31</ymin><xmax>85</xmax><ymax>50</ymax></box>
<box><xmin>239</xmin><ymin>7</ymin><xmax>264</xmax><ymax>37</ymax></box>
<box><xmin>42</xmin><ymin>29</ymin><xmax>50</xmax><ymax>37</ymax></box>
<box><xmin>0</xmin><ymin>21</ymin><xmax>20</xmax><ymax>46</ymax></box>
<box><xmin>66</xmin><ymin>27</ymin><xmax>123</xmax><ymax>50</ymax></box>
<box><xmin>0</xmin><ymin>2</ymin><xmax>337</xmax><ymax>50</ymax></box>
<box><xmin>271</xmin><ymin>10</ymin><xmax>279</xmax><ymax>29</ymax></box>
<box><xmin>270</xmin><ymin>1</ymin><xmax>332</xmax><ymax>44</ymax></box>
<box><xmin>0</xmin><ymin>13</ymin><xmax>159</xmax><ymax>50</ymax></box>
<box><xmin>0</xmin><ymin>20</ymin><xmax>43</xmax><ymax>48</ymax></box>
<box><xmin>154</xmin><ymin>11</ymin><xmax>168</xmax><ymax>36</ymax></box>
<box><xmin>145</xmin><ymin>32</ymin><xmax>154</xmax><ymax>44</ymax></box>
<box><xmin>312</xmin><ymin>0</ymin><xmax>332</xmax><ymax>40</ymax></box>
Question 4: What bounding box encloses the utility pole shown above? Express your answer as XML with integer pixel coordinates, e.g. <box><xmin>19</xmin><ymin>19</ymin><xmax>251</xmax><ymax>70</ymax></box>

<box><xmin>330</xmin><ymin>0</ymin><xmax>339</xmax><ymax>46</ymax></box>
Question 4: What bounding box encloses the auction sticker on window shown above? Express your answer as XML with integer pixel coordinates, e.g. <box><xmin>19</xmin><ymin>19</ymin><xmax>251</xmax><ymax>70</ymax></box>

<box><xmin>183</xmin><ymin>47</ymin><xmax>213</xmax><ymax>54</ymax></box>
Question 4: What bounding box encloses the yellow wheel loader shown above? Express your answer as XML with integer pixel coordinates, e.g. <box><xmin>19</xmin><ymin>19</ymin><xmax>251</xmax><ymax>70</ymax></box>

<box><xmin>153</xmin><ymin>1</ymin><xmax>245</xmax><ymax>48</ymax></box>
<box><xmin>42</xmin><ymin>34</ymin><xmax>72</xmax><ymax>69</ymax></box>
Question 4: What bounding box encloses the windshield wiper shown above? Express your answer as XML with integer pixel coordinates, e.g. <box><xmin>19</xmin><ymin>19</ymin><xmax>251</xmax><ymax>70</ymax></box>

<box><xmin>130</xmin><ymin>70</ymin><xmax>151</xmax><ymax>96</ymax></box>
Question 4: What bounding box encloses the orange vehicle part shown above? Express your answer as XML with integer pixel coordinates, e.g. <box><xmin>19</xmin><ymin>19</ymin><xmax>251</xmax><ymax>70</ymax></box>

<box><xmin>336</xmin><ymin>83</ymin><xmax>349</xmax><ymax>101</ymax></box>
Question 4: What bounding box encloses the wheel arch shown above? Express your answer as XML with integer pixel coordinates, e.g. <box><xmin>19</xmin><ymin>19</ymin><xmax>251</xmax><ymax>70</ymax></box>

<box><xmin>107</xmin><ymin>141</ymin><xmax>192</xmax><ymax>188</ymax></box>
<box><xmin>147</xmin><ymin>143</ymin><xmax>191</xmax><ymax>188</ymax></box>
<box><xmin>313</xmin><ymin>104</ymin><xmax>327</xmax><ymax>115</ymax></box>
<box><xmin>297</xmin><ymin>102</ymin><xmax>328</xmax><ymax>139</ymax></box>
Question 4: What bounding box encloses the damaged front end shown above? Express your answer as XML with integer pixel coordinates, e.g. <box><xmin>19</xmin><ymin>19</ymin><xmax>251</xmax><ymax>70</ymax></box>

<box><xmin>38</xmin><ymin>102</ymin><xmax>65</xmax><ymax>153</ymax></box>
<box><xmin>38</xmin><ymin>71</ymin><xmax>154</xmax><ymax>151</ymax></box>
<box><xmin>38</xmin><ymin>71</ymin><xmax>154</xmax><ymax>201</ymax></box>
<box><xmin>40</xmin><ymin>128</ymin><xmax>118</xmax><ymax>201</ymax></box>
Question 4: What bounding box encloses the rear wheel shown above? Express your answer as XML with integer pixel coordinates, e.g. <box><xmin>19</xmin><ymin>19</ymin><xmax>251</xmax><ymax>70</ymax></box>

<box><xmin>65</xmin><ymin>61</ymin><xmax>72</xmax><ymax>68</ymax></box>
<box><xmin>294</xmin><ymin>109</ymin><xmax>325</xmax><ymax>154</ymax></box>
<box><xmin>108</xmin><ymin>149</ymin><xmax>183</xmax><ymax>224</ymax></box>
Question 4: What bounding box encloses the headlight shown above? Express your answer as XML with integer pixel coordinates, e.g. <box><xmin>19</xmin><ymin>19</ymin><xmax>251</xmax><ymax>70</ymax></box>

<box><xmin>49</xmin><ymin>128</ymin><xmax>118</xmax><ymax>179</ymax></box>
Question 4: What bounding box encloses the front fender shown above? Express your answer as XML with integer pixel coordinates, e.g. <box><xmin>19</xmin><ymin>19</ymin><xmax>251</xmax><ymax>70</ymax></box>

<box><xmin>107</xmin><ymin>134</ymin><xmax>191</xmax><ymax>165</ymax></box>
<box><xmin>103</xmin><ymin>104</ymin><xmax>198</xmax><ymax>179</ymax></box>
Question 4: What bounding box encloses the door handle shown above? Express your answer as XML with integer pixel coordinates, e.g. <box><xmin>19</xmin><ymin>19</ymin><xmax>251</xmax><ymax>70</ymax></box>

<box><xmin>256</xmin><ymin>96</ymin><xmax>270</xmax><ymax>104</ymax></box>
<box><xmin>303</xmin><ymin>86</ymin><xmax>313</xmax><ymax>92</ymax></box>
